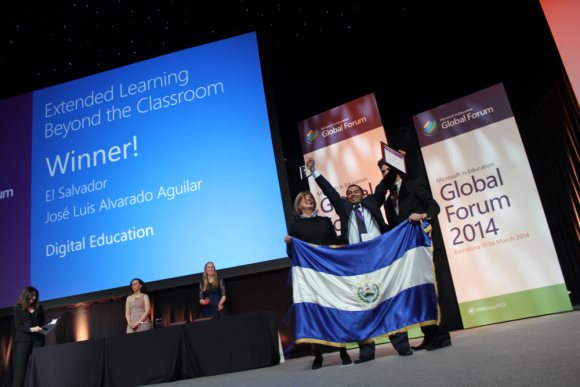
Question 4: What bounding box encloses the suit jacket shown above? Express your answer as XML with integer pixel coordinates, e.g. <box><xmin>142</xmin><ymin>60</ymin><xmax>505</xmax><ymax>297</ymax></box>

<box><xmin>13</xmin><ymin>304</ymin><xmax>45</xmax><ymax>343</ymax></box>
<box><xmin>384</xmin><ymin>178</ymin><xmax>440</xmax><ymax>227</ymax></box>
<box><xmin>314</xmin><ymin>170</ymin><xmax>397</xmax><ymax>244</ymax></box>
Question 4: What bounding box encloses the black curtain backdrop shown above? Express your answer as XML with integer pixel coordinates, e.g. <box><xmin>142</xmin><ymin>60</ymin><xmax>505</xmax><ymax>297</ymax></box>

<box><xmin>523</xmin><ymin>73</ymin><xmax>580</xmax><ymax>305</ymax></box>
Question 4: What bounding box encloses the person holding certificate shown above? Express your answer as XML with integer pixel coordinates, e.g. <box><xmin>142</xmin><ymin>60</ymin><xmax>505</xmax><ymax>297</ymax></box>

<box><xmin>377</xmin><ymin>157</ymin><xmax>439</xmax><ymax>226</ymax></box>
<box><xmin>284</xmin><ymin>190</ymin><xmax>352</xmax><ymax>369</ymax></box>
<box><xmin>12</xmin><ymin>286</ymin><xmax>45</xmax><ymax>387</ymax></box>
<box><xmin>125</xmin><ymin>278</ymin><xmax>152</xmax><ymax>333</ymax></box>
<box><xmin>377</xmin><ymin>157</ymin><xmax>452</xmax><ymax>351</ymax></box>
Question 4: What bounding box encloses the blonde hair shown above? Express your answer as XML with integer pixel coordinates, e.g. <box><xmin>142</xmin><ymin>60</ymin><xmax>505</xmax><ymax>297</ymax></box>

<box><xmin>202</xmin><ymin>261</ymin><xmax>219</xmax><ymax>291</ymax></box>
<box><xmin>293</xmin><ymin>191</ymin><xmax>316</xmax><ymax>216</ymax></box>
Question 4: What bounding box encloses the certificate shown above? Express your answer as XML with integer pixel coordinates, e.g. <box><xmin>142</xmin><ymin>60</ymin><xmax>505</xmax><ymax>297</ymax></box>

<box><xmin>41</xmin><ymin>318</ymin><xmax>59</xmax><ymax>335</ymax></box>
<box><xmin>381</xmin><ymin>142</ymin><xmax>406</xmax><ymax>174</ymax></box>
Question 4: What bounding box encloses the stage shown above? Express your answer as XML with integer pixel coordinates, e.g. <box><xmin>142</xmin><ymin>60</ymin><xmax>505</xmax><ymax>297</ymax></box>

<box><xmin>149</xmin><ymin>309</ymin><xmax>580</xmax><ymax>387</ymax></box>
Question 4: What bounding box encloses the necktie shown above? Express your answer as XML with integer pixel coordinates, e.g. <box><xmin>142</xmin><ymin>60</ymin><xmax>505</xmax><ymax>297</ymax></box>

<box><xmin>353</xmin><ymin>204</ymin><xmax>368</xmax><ymax>237</ymax></box>
<box><xmin>391</xmin><ymin>185</ymin><xmax>399</xmax><ymax>215</ymax></box>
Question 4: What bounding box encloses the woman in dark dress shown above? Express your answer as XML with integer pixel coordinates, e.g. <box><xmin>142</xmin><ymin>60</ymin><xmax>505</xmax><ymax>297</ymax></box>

<box><xmin>199</xmin><ymin>261</ymin><xmax>228</xmax><ymax>318</ymax></box>
<box><xmin>284</xmin><ymin>191</ymin><xmax>352</xmax><ymax>370</ymax></box>
<box><xmin>12</xmin><ymin>286</ymin><xmax>45</xmax><ymax>387</ymax></box>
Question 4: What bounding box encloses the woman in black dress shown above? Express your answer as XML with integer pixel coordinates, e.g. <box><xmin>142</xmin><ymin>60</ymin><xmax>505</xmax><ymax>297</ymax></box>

<box><xmin>12</xmin><ymin>286</ymin><xmax>45</xmax><ymax>387</ymax></box>
<box><xmin>284</xmin><ymin>191</ymin><xmax>352</xmax><ymax>370</ymax></box>
<box><xmin>199</xmin><ymin>261</ymin><xmax>228</xmax><ymax>318</ymax></box>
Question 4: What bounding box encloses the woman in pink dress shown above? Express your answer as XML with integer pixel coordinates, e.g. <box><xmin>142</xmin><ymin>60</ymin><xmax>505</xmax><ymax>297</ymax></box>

<box><xmin>125</xmin><ymin>278</ymin><xmax>152</xmax><ymax>333</ymax></box>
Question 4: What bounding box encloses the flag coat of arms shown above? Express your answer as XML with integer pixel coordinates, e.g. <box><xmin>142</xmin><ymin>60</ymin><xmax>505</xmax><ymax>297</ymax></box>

<box><xmin>291</xmin><ymin>221</ymin><xmax>438</xmax><ymax>345</ymax></box>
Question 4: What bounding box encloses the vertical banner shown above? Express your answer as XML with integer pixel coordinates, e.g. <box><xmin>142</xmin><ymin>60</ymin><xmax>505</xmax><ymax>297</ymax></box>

<box><xmin>297</xmin><ymin>94</ymin><xmax>387</xmax><ymax>235</ymax></box>
<box><xmin>413</xmin><ymin>83</ymin><xmax>572</xmax><ymax>328</ymax></box>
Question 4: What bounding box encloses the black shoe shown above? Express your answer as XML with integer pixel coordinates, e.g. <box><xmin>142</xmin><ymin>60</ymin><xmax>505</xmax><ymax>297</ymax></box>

<box><xmin>354</xmin><ymin>356</ymin><xmax>375</xmax><ymax>364</ymax></box>
<box><xmin>312</xmin><ymin>355</ymin><xmax>323</xmax><ymax>370</ymax></box>
<box><xmin>340</xmin><ymin>350</ymin><xmax>352</xmax><ymax>365</ymax></box>
<box><xmin>397</xmin><ymin>346</ymin><xmax>413</xmax><ymax>356</ymax></box>
<box><xmin>426</xmin><ymin>338</ymin><xmax>452</xmax><ymax>351</ymax></box>
<box><xmin>411</xmin><ymin>340</ymin><xmax>432</xmax><ymax>351</ymax></box>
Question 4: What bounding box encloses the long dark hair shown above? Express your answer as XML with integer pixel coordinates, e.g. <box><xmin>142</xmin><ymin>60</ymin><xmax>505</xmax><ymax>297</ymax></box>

<box><xmin>17</xmin><ymin>286</ymin><xmax>39</xmax><ymax>310</ymax></box>
<box><xmin>129</xmin><ymin>278</ymin><xmax>148</xmax><ymax>295</ymax></box>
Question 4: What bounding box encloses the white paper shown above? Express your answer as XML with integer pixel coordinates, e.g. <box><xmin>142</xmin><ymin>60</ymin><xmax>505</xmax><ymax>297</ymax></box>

<box><xmin>382</xmin><ymin>142</ymin><xmax>406</xmax><ymax>174</ymax></box>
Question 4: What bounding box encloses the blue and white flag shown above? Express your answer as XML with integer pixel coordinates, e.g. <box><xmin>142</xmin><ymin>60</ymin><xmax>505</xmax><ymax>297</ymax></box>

<box><xmin>291</xmin><ymin>221</ymin><xmax>438</xmax><ymax>345</ymax></box>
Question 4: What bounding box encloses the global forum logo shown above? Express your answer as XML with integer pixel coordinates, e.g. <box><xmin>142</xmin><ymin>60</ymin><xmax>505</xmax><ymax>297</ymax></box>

<box><xmin>422</xmin><ymin>119</ymin><xmax>437</xmax><ymax>135</ymax></box>
<box><xmin>305</xmin><ymin>129</ymin><xmax>319</xmax><ymax>144</ymax></box>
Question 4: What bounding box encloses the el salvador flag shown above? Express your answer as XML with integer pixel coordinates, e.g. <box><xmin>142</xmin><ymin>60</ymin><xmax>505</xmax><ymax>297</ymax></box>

<box><xmin>291</xmin><ymin>221</ymin><xmax>438</xmax><ymax>346</ymax></box>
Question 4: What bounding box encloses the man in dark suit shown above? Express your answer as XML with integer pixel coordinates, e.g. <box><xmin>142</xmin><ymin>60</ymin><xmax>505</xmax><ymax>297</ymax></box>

<box><xmin>305</xmin><ymin>157</ymin><xmax>412</xmax><ymax>363</ymax></box>
<box><xmin>378</xmin><ymin>159</ymin><xmax>452</xmax><ymax>351</ymax></box>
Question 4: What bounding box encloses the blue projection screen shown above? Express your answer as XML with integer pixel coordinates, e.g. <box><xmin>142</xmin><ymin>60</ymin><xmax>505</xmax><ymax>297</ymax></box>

<box><xmin>0</xmin><ymin>32</ymin><xmax>288</xmax><ymax>308</ymax></box>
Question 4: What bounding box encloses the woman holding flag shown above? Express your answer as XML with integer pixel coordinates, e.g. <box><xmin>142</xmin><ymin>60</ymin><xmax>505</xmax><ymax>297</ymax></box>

<box><xmin>284</xmin><ymin>190</ymin><xmax>352</xmax><ymax>370</ymax></box>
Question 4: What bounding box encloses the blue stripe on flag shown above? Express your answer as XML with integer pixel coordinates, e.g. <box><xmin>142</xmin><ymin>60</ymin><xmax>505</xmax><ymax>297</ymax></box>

<box><xmin>294</xmin><ymin>284</ymin><xmax>438</xmax><ymax>343</ymax></box>
<box><xmin>291</xmin><ymin>221</ymin><xmax>431</xmax><ymax>276</ymax></box>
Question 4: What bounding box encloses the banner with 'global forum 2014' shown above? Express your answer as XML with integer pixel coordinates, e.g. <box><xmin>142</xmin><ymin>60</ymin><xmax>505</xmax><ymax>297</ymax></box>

<box><xmin>413</xmin><ymin>83</ymin><xmax>571</xmax><ymax>328</ymax></box>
